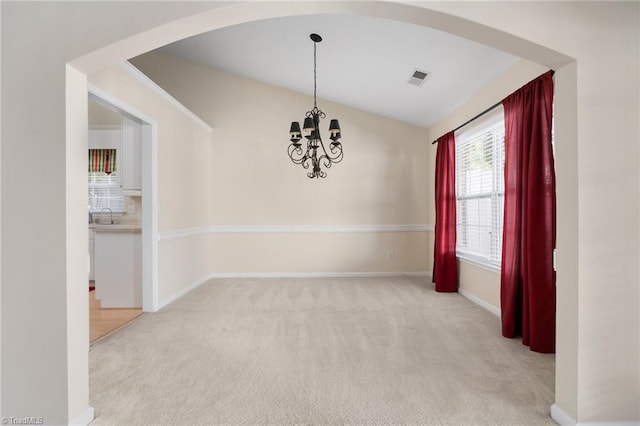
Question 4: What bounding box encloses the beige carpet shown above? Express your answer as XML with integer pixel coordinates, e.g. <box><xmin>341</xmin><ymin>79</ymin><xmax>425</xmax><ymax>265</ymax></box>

<box><xmin>90</xmin><ymin>276</ymin><xmax>555</xmax><ymax>425</ymax></box>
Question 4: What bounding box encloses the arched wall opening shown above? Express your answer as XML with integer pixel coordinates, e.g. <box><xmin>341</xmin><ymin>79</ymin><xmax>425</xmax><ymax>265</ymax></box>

<box><xmin>66</xmin><ymin>3</ymin><xmax>578</xmax><ymax>424</ymax></box>
<box><xmin>14</xmin><ymin>2</ymin><xmax>629</xmax><ymax>425</ymax></box>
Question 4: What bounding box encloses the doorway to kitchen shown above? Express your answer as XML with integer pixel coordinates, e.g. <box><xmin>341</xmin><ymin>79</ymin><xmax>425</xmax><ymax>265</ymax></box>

<box><xmin>87</xmin><ymin>85</ymin><xmax>158</xmax><ymax>342</ymax></box>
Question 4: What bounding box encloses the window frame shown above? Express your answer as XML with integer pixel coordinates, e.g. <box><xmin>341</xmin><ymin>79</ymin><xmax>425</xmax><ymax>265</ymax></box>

<box><xmin>88</xmin><ymin>170</ymin><xmax>125</xmax><ymax>214</ymax></box>
<box><xmin>454</xmin><ymin>108</ymin><xmax>505</xmax><ymax>271</ymax></box>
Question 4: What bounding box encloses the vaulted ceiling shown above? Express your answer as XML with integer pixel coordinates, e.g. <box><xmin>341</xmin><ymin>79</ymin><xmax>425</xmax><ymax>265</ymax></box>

<box><xmin>157</xmin><ymin>13</ymin><xmax>519</xmax><ymax>128</ymax></box>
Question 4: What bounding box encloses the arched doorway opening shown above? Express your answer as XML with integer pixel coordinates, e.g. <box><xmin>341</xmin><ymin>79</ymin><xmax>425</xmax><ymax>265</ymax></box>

<box><xmin>65</xmin><ymin>2</ymin><xmax>576</xmax><ymax>424</ymax></box>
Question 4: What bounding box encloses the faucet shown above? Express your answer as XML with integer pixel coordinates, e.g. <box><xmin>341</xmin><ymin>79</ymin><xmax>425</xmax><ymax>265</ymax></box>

<box><xmin>100</xmin><ymin>208</ymin><xmax>114</xmax><ymax>224</ymax></box>
<box><xmin>88</xmin><ymin>211</ymin><xmax>93</xmax><ymax>224</ymax></box>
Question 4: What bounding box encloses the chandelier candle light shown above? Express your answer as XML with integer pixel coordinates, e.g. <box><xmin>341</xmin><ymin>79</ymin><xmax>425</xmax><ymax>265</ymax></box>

<box><xmin>288</xmin><ymin>33</ymin><xmax>343</xmax><ymax>179</ymax></box>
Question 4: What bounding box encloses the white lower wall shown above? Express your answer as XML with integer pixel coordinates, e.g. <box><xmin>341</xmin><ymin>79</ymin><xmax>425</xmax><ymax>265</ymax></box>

<box><xmin>157</xmin><ymin>227</ymin><xmax>430</xmax><ymax>309</ymax></box>
<box><xmin>208</xmin><ymin>230</ymin><xmax>429</xmax><ymax>274</ymax></box>
<box><xmin>157</xmin><ymin>226</ymin><xmax>430</xmax><ymax>304</ymax></box>
<box><xmin>158</xmin><ymin>234</ymin><xmax>213</xmax><ymax>304</ymax></box>
<box><xmin>458</xmin><ymin>259</ymin><xmax>500</xmax><ymax>313</ymax></box>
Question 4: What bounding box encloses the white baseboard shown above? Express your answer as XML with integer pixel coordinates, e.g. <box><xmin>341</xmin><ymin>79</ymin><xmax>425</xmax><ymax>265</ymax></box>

<box><xmin>552</xmin><ymin>404</ymin><xmax>576</xmax><ymax>426</ymax></box>
<box><xmin>69</xmin><ymin>406</ymin><xmax>94</xmax><ymax>426</ymax></box>
<box><xmin>157</xmin><ymin>271</ymin><xmax>431</xmax><ymax>309</ymax></box>
<box><xmin>206</xmin><ymin>271</ymin><xmax>431</xmax><ymax>279</ymax></box>
<box><xmin>403</xmin><ymin>271</ymin><xmax>431</xmax><ymax>278</ymax></box>
<box><xmin>579</xmin><ymin>422</ymin><xmax>640</xmax><ymax>426</ymax></box>
<box><xmin>550</xmin><ymin>404</ymin><xmax>640</xmax><ymax>426</ymax></box>
<box><xmin>458</xmin><ymin>287</ymin><xmax>501</xmax><ymax>317</ymax></box>
<box><xmin>158</xmin><ymin>273</ymin><xmax>216</xmax><ymax>310</ymax></box>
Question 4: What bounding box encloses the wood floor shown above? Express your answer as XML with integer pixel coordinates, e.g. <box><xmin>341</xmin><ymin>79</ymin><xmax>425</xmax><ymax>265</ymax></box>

<box><xmin>90</xmin><ymin>289</ymin><xmax>143</xmax><ymax>343</ymax></box>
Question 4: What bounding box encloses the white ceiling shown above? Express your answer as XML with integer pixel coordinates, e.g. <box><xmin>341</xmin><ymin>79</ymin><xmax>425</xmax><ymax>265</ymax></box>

<box><xmin>158</xmin><ymin>14</ymin><xmax>519</xmax><ymax>129</ymax></box>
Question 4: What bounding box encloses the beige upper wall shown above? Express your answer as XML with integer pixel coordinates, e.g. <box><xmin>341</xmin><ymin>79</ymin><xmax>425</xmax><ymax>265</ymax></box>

<box><xmin>131</xmin><ymin>52</ymin><xmax>430</xmax><ymax>227</ymax></box>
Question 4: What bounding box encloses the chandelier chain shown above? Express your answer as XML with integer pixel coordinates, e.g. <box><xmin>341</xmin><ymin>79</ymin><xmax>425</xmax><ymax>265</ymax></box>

<box><xmin>313</xmin><ymin>40</ymin><xmax>317</xmax><ymax>108</ymax></box>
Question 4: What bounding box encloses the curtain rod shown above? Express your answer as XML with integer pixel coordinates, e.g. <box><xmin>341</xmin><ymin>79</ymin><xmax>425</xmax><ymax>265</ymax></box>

<box><xmin>432</xmin><ymin>69</ymin><xmax>555</xmax><ymax>144</ymax></box>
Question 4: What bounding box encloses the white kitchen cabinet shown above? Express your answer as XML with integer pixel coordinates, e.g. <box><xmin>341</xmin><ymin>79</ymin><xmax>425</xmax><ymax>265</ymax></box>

<box><xmin>120</xmin><ymin>115</ymin><xmax>142</xmax><ymax>195</ymax></box>
<box><xmin>94</xmin><ymin>228</ymin><xmax>142</xmax><ymax>308</ymax></box>
<box><xmin>88</xmin><ymin>128</ymin><xmax>119</xmax><ymax>149</ymax></box>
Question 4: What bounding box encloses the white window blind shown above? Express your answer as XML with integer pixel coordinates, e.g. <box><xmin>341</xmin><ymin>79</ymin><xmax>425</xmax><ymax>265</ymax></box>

<box><xmin>88</xmin><ymin>172</ymin><xmax>124</xmax><ymax>213</ymax></box>
<box><xmin>455</xmin><ymin>112</ymin><xmax>505</xmax><ymax>268</ymax></box>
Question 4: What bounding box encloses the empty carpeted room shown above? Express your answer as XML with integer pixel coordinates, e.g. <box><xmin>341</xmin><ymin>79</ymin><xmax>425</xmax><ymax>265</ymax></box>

<box><xmin>2</xmin><ymin>2</ymin><xmax>639</xmax><ymax>426</ymax></box>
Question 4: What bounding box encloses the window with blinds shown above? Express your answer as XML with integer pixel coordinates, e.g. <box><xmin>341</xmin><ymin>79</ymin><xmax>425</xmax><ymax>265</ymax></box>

<box><xmin>88</xmin><ymin>172</ymin><xmax>124</xmax><ymax>213</ymax></box>
<box><xmin>455</xmin><ymin>112</ymin><xmax>505</xmax><ymax>268</ymax></box>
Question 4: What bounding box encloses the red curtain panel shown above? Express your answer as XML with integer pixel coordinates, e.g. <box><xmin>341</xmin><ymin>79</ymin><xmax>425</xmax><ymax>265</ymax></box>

<box><xmin>501</xmin><ymin>71</ymin><xmax>556</xmax><ymax>353</ymax></box>
<box><xmin>433</xmin><ymin>131</ymin><xmax>458</xmax><ymax>293</ymax></box>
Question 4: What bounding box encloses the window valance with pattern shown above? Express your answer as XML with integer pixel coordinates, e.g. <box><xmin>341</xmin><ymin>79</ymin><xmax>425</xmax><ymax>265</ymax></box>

<box><xmin>88</xmin><ymin>149</ymin><xmax>117</xmax><ymax>174</ymax></box>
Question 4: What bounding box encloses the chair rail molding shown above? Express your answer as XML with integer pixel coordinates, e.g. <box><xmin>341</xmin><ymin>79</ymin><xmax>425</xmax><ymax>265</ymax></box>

<box><xmin>159</xmin><ymin>224</ymin><xmax>434</xmax><ymax>242</ymax></box>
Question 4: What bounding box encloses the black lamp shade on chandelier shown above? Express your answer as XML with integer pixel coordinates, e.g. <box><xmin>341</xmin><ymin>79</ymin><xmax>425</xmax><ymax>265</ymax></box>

<box><xmin>288</xmin><ymin>33</ymin><xmax>344</xmax><ymax>178</ymax></box>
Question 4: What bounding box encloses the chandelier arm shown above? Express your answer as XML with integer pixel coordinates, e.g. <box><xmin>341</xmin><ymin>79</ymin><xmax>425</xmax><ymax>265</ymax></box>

<box><xmin>317</xmin><ymin>139</ymin><xmax>344</xmax><ymax>164</ymax></box>
<box><xmin>287</xmin><ymin>143</ymin><xmax>309</xmax><ymax>166</ymax></box>
<box><xmin>328</xmin><ymin>142</ymin><xmax>344</xmax><ymax>163</ymax></box>
<box><xmin>306</xmin><ymin>107</ymin><xmax>325</xmax><ymax>120</ymax></box>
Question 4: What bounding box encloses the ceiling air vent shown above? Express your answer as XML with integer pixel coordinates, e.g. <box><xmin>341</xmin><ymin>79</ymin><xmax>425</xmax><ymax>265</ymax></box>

<box><xmin>408</xmin><ymin>69</ymin><xmax>430</xmax><ymax>87</ymax></box>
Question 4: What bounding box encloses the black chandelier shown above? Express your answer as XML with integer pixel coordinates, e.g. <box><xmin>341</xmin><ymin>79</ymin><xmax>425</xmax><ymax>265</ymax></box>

<box><xmin>288</xmin><ymin>33</ymin><xmax>343</xmax><ymax>179</ymax></box>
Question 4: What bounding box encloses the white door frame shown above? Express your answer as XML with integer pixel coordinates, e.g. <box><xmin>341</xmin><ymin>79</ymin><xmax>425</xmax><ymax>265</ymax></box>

<box><xmin>88</xmin><ymin>83</ymin><xmax>159</xmax><ymax>312</ymax></box>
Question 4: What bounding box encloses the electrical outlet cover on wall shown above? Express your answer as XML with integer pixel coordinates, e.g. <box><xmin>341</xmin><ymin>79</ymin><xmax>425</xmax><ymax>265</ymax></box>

<box><xmin>127</xmin><ymin>204</ymin><xmax>136</xmax><ymax>215</ymax></box>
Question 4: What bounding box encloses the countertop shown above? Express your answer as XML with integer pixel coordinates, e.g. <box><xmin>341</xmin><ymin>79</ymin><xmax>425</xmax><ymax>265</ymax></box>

<box><xmin>89</xmin><ymin>223</ymin><xmax>141</xmax><ymax>233</ymax></box>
